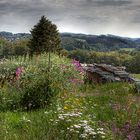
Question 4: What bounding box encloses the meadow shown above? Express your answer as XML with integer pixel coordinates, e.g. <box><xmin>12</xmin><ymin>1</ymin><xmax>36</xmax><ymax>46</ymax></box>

<box><xmin>0</xmin><ymin>54</ymin><xmax>140</xmax><ymax>140</ymax></box>
<box><xmin>133</xmin><ymin>74</ymin><xmax>140</xmax><ymax>79</ymax></box>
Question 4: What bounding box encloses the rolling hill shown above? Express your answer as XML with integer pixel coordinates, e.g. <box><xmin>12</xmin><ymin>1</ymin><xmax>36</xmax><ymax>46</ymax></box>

<box><xmin>0</xmin><ymin>31</ymin><xmax>140</xmax><ymax>51</ymax></box>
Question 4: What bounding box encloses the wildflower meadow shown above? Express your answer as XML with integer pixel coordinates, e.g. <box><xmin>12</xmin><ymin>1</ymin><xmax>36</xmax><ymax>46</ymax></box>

<box><xmin>0</xmin><ymin>53</ymin><xmax>140</xmax><ymax>140</ymax></box>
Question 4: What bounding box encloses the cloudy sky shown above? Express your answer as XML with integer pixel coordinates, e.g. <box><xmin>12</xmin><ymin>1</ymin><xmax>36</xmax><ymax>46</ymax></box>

<box><xmin>0</xmin><ymin>0</ymin><xmax>140</xmax><ymax>37</ymax></box>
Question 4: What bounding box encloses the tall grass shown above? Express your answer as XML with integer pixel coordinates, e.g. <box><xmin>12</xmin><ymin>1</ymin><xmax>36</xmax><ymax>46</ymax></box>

<box><xmin>0</xmin><ymin>54</ymin><xmax>140</xmax><ymax>140</ymax></box>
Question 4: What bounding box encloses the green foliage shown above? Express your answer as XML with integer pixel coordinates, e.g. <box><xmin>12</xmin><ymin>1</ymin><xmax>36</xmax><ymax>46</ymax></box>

<box><xmin>13</xmin><ymin>39</ymin><xmax>29</xmax><ymax>56</ymax></box>
<box><xmin>61</xmin><ymin>33</ymin><xmax>137</xmax><ymax>52</ymax></box>
<box><xmin>127</xmin><ymin>52</ymin><xmax>140</xmax><ymax>73</ymax></box>
<box><xmin>0</xmin><ymin>32</ymin><xmax>139</xmax><ymax>52</ymax></box>
<box><xmin>0</xmin><ymin>38</ymin><xmax>13</xmax><ymax>58</ymax></box>
<box><xmin>29</xmin><ymin>16</ymin><xmax>61</xmax><ymax>55</ymax></box>
<box><xmin>61</xmin><ymin>37</ymin><xmax>90</xmax><ymax>51</ymax></box>
<box><xmin>132</xmin><ymin>74</ymin><xmax>140</xmax><ymax>79</ymax></box>
<box><xmin>20</xmin><ymin>74</ymin><xmax>51</xmax><ymax>110</ymax></box>
<box><xmin>68</xmin><ymin>49</ymin><xmax>129</xmax><ymax>64</ymax></box>
<box><xmin>0</xmin><ymin>54</ymin><xmax>83</xmax><ymax>111</ymax></box>
<box><xmin>0</xmin><ymin>32</ymin><xmax>140</xmax><ymax>74</ymax></box>
<box><xmin>0</xmin><ymin>82</ymin><xmax>140</xmax><ymax>140</ymax></box>
<box><xmin>0</xmin><ymin>38</ymin><xmax>29</xmax><ymax>58</ymax></box>
<box><xmin>0</xmin><ymin>50</ymin><xmax>140</xmax><ymax>140</ymax></box>
<box><xmin>0</xmin><ymin>86</ymin><xmax>22</xmax><ymax>111</ymax></box>
<box><xmin>68</xmin><ymin>49</ymin><xmax>140</xmax><ymax>73</ymax></box>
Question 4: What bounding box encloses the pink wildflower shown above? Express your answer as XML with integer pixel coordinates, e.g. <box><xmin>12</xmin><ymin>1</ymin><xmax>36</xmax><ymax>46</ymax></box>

<box><xmin>16</xmin><ymin>66</ymin><xmax>25</xmax><ymax>80</ymax></box>
<box><xmin>16</xmin><ymin>67</ymin><xmax>21</xmax><ymax>80</ymax></box>
<box><xmin>72</xmin><ymin>59</ymin><xmax>84</xmax><ymax>74</ymax></box>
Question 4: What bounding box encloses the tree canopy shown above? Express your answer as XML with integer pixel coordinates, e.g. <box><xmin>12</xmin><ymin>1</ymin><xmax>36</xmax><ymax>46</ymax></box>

<box><xmin>29</xmin><ymin>16</ymin><xmax>61</xmax><ymax>55</ymax></box>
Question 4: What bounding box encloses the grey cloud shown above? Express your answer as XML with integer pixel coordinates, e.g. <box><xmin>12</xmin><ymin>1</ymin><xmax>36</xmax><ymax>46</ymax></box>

<box><xmin>130</xmin><ymin>15</ymin><xmax>140</xmax><ymax>24</ymax></box>
<box><xmin>0</xmin><ymin>0</ymin><xmax>140</xmax><ymax>37</ymax></box>
<box><xmin>76</xmin><ymin>16</ymin><xmax>98</xmax><ymax>21</ymax></box>
<box><xmin>75</xmin><ymin>15</ymin><xmax>110</xmax><ymax>24</ymax></box>
<box><xmin>94</xmin><ymin>0</ymin><xmax>132</xmax><ymax>7</ymax></box>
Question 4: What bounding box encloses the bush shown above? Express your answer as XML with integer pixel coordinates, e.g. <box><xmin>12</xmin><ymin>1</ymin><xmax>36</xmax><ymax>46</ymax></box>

<box><xmin>0</xmin><ymin>86</ymin><xmax>22</xmax><ymax>111</ymax></box>
<box><xmin>0</xmin><ymin>54</ymin><xmax>84</xmax><ymax>111</ymax></box>
<box><xmin>20</xmin><ymin>73</ymin><xmax>52</xmax><ymax>110</ymax></box>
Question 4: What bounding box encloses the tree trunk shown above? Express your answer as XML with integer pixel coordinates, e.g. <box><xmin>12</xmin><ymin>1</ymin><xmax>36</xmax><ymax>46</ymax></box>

<box><xmin>48</xmin><ymin>51</ymin><xmax>51</xmax><ymax>71</ymax></box>
<box><xmin>35</xmin><ymin>52</ymin><xmax>40</xmax><ymax>64</ymax></box>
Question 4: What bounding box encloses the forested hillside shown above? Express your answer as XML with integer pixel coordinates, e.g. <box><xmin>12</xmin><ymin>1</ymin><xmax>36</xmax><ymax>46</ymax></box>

<box><xmin>1</xmin><ymin>32</ymin><xmax>140</xmax><ymax>51</ymax></box>
<box><xmin>0</xmin><ymin>32</ymin><xmax>30</xmax><ymax>41</ymax></box>
<box><xmin>0</xmin><ymin>31</ymin><xmax>140</xmax><ymax>73</ymax></box>
<box><xmin>61</xmin><ymin>33</ymin><xmax>140</xmax><ymax>51</ymax></box>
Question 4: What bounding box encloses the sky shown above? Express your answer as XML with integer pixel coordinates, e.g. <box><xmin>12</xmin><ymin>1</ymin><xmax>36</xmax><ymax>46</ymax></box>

<box><xmin>0</xmin><ymin>0</ymin><xmax>140</xmax><ymax>38</ymax></box>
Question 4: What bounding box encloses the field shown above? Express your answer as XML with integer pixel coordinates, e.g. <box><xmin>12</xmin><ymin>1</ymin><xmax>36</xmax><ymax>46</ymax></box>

<box><xmin>120</xmin><ymin>48</ymin><xmax>136</xmax><ymax>51</ymax></box>
<box><xmin>133</xmin><ymin>74</ymin><xmax>140</xmax><ymax>79</ymax></box>
<box><xmin>0</xmin><ymin>54</ymin><xmax>140</xmax><ymax>140</ymax></box>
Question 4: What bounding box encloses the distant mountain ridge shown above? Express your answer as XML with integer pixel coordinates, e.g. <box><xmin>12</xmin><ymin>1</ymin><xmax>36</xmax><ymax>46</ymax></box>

<box><xmin>0</xmin><ymin>31</ymin><xmax>140</xmax><ymax>51</ymax></box>
<box><xmin>60</xmin><ymin>33</ymin><xmax>140</xmax><ymax>51</ymax></box>
<box><xmin>0</xmin><ymin>31</ymin><xmax>31</xmax><ymax>41</ymax></box>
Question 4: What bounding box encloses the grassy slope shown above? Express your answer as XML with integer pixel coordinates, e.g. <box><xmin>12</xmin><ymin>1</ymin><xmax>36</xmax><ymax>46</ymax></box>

<box><xmin>0</xmin><ymin>55</ymin><xmax>140</xmax><ymax>140</ymax></box>
<box><xmin>133</xmin><ymin>74</ymin><xmax>140</xmax><ymax>79</ymax></box>
<box><xmin>1</xmin><ymin>83</ymin><xmax>140</xmax><ymax>140</ymax></box>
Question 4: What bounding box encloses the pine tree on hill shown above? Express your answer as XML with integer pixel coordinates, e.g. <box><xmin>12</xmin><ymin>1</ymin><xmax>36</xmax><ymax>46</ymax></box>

<box><xmin>29</xmin><ymin>16</ymin><xmax>61</xmax><ymax>55</ymax></box>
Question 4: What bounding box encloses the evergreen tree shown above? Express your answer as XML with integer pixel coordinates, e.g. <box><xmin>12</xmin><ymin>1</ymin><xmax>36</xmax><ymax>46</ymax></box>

<box><xmin>29</xmin><ymin>16</ymin><xmax>61</xmax><ymax>55</ymax></box>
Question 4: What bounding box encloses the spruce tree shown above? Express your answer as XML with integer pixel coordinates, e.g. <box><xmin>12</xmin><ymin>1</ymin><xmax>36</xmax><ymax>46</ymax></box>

<box><xmin>29</xmin><ymin>16</ymin><xmax>61</xmax><ymax>55</ymax></box>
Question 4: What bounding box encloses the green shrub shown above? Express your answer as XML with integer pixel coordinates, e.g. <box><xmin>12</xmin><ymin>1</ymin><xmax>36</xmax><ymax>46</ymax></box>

<box><xmin>20</xmin><ymin>74</ymin><xmax>52</xmax><ymax>110</ymax></box>
<box><xmin>0</xmin><ymin>86</ymin><xmax>22</xmax><ymax>111</ymax></box>
<box><xmin>0</xmin><ymin>54</ymin><xmax>84</xmax><ymax>111</ymax></box>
